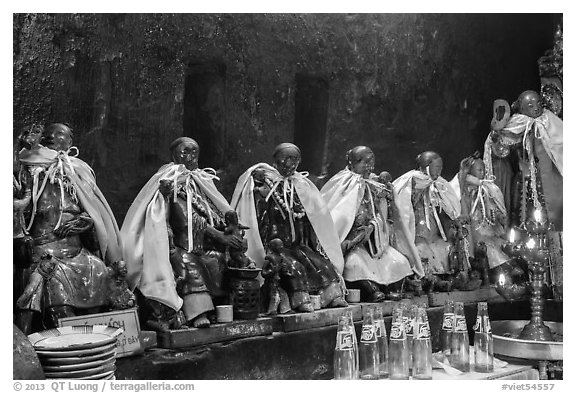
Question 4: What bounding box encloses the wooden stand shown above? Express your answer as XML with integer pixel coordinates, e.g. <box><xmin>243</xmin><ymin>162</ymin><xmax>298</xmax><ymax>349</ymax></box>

<box><xmin>157</xmin><ymin>317</ymin><xmax>274</xmax><ymax>349</ymax></box>
<box><xmin>272</xmin><ymin>305</ymin><xmax>362</xmax><ymax>333</ymax></box>
<box><xmin>427</xmin><ymin>287</ymin><xmax>505</xmax><ymax>307</ymax></box>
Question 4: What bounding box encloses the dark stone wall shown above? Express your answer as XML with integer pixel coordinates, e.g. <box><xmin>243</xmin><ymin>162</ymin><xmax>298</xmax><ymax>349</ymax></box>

<box><xmin>13</xmin><ymin>14</ymin><xmax>560</xmax><ymax>222</ymax></box>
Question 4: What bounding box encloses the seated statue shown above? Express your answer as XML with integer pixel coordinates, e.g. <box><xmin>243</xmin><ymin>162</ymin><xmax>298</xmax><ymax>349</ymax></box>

<box><xmin>231</xmin><ymin>143</ymin><xmax>348</xmax><ymax>312</ymax></box>
<box><xmin>321</xmin><ymin>146</ymin><xmax>423</xmax><ymax>302</ymax></box>
<box><xmin>393</xmin><ymin>151</ymin><xmax>462</xmax><ymax>280</ymax></box>
<box><xmin>121</xmin><ymin>137</ymin><xmax>244</xmax><ymax>330</ymax></box>
<box><xmin>15</xmin><ymin>123</ymin><xmax>123</xmax><ymax>334</ymax></box>
<box><xmin>450</xmin><ymin>153</ymin><xmax>510</xmax><ymax>279</ymax></box>
<box><xmin>483</xmin><ymin>90</ymin><xmax>562</xmax><ymax>230</ymax></box>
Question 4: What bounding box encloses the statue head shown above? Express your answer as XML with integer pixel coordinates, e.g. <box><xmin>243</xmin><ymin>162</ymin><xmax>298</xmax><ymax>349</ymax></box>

<box><xmin>273</xmin><ymin>143</ymin><xmax>301</xmax><ymax>177</ymax></box>
<box><xmin>170</xmin><ymin>137</ymin><xmax>199</xmax><ymax>170</ymax></box>
<box><xmin>416</xmin><ymin>151</ymin><xmax>443</xmax><ymax>180</ymax></box>
<box><xmin>18</xmin><ymin>124</ymin><xmax>44</xmax><ymax>150</ymax></box>
<box><xmin>347</xmin><ymin>146</ymin><xmax>375</xmax><ymax>178</ymax></box>
<box><xmin>516</xmin><ymin>90</ymin><xmax>543</xmax><ymax>118</ymax></box>
<box><xmin>268</xmin><ymin>238</ymin><xmax>284</xmax><ymax>253</ymax></box>
<box><xmin>111</xmin><ymin>260</ymin><xmax>128</xmax><ymax>278</ymax></box>
<box><xmin>469</xmin><ymin>158</ymin><xmax>486</xmax><ymax>180</ymax></box>
<box><xmin>378</xmin><ymin>171</ymin><xmax>393</xmax><ymax>184</ymax></box>
<box><xmin>225</xmin><ymin>210</ymin><xmax>239</xmax><ymax>226</ymax></box>
<box><xmin>42</xmin><ymin>123</ymin><xmax>73</xmax><ymax>152</ymax></box>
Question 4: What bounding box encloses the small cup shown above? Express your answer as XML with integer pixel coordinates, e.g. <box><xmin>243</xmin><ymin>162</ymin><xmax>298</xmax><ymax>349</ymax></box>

<box><xmin>310</xmin><ymin>295</ymin><xmax>322</xmax><ymax>310</ymax></box>
<box><xmin>216</xmin><ymin>305</ymin><xmax>233</xmax><ymax>323</ymax></box>
<box><xmin>345</xmin><ymin>289</ymin><xmax>361</xmax><ymax>303</ymax></box>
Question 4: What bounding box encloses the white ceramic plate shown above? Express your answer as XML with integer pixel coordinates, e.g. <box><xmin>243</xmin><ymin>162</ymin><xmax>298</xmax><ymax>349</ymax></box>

<box><xmin>36</xmin><ymin>342</ymin><xmax>117</xmax><ymax>358</ymax></box>
<box><xmin>39</xmin><ymin>347</ymin><xmax>116</xmax><ymax>365</ymax></box>
<box><xmin>29</xmin><ymin>325</ymin><xmax>123</xmax><ymax>351</ymax></box>
<box><xmin>44</xmin><ymin>363</ymin><xmax>115</xmax><ymax>379</ymax></box>
<box><xmin>42</xmin><ymin>354</ymin><xmax>115</xmax><ymax>372</ymax></box>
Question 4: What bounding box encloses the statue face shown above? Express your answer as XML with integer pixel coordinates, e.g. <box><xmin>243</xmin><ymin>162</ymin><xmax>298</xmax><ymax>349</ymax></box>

<box><xmin>469</xmin><ymin>160</ymin><xmax>486</xmax><ymax>180</ymax></box>
<box><xmin>173</xmin><ymin>141</ymin><xmax>199</xmax><ymax>170</ymax></box>
<box><xmin>274</xmin><ymin>147</ymin><xmax>301</xmax><ymax>177</ymax></box>
<box><xmin>42</xmin><ymin>125</ymin><xmax>73</xmax><ymax>152</ymax></box>
<box><xmin>427</xmin><ymin>157</ymin><xmax>443</xmax><ymax>180</ymax></box>
<box><xmin>518</xmin><ymin>91</ymin><xmax>543</xmax><ymax>118</ymax></box>
<box><xmin>19</xmin><ymin>126</ymin><xmax>43</xmax><ymax>150</ymax></box>
<box><xmin>349</xmin><ymin>147</ymin><xmax>375</xmax><ymax>178</ymax></box>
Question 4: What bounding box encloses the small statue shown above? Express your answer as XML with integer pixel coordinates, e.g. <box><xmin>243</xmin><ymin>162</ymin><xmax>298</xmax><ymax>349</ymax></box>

<box><xmin>224</xmin><ymin>211</ymin><xmax>256</xmax><ymax>269</ymax></box>
<box><xmin>106</xmin><ymin>260</ymin><xmax>136</xmax><ymax>310</ymax></box>
<box><xmin>262</xmin><ymin>239</ymin><xmax>292</xmax><ymax>315</ymax></box>
<box><xmin>321</xmin><ymin>146</ymin><xmax>422</xmax><ymax>302</ymax></box>
<box><xmin>470</xmin><ymin>241</ymin><xmax>491</xmax><ymax>288</ymax></box>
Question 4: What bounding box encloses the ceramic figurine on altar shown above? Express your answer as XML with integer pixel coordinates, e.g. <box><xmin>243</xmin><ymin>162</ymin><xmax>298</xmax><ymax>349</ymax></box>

<box><xmin>14</xmin><ymin>123</ymin><xmax>123</xmax><ymax>334</ymax></box>
<box><xmin>483</xmin><ymin>90</ymin><xmax>563</xmax><ymax>230</ymax></box>
<box><xmin>122</xmin><ymin>137</ymin><xmax>244</xmax><ymax>330</ymax></box>
<box><xmin>392</xmin><ymin>151</ymin><xmax>462</xmax><ymax>289</ymax></box>
<box><xmin>13</xmin><ymin>127</ymin><xmax>37</xmax><ymax>314</ymax></box>
<box><xmin>449</xmin><ymin>152</ymin><xmax>510</xmax><ymax>285</ymax></box>
<box><xmin>106</xmin><ymin>260</ymin><xmax>136</xmax><ymax>310</ymax></box>
<box><xmin>231</xmin><ymin>143</ymin><xmax>348</xmax><ymax>312</ymax></box>
<box><xmin>223</xmin><ymin>211</ymin><xmax>256</xmax><ymax>269</ymax></box>
<box><xmin>262</xmin><ymin>239</ymin><xmax>293</xmax><ymax>314</ymax></box>
<box><xmin>320</xmin><ymin>146</ymin><xmax>423</xmax><ymax>302</ymax></box>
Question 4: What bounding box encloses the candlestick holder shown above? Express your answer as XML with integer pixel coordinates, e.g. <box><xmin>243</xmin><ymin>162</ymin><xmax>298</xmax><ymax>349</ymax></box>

<box><xmin>518</xmin><ymin>247</ymin><xmax>553</xmax><ymax>341</ymax></box>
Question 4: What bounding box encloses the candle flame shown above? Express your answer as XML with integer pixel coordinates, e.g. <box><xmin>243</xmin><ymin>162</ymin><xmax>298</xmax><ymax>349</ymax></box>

<box><xmin>526</xmin><ymin>238</ymin><xmax>536</xmax><ymax>250</ymax></box>
<box><xmin>498</xmin><ymin>274</ymin><xmax>506</xmax><ymax>286</ymax></box>
<box><xmin>534</xmin><ymin>209</ymin><xmax>542</xmax><ymax>223</ymax></box>
<box><xmin>509</xmin><ymin>229</ymin><xmax>515</xmax><ymax>243</ymax></box>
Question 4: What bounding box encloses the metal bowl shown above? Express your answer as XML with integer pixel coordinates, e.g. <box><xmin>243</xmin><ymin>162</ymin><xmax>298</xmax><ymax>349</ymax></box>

<box><xmin>492</xmin><ymin>320</ymin><xmax>563</xmax><ymax>361</ymax></box>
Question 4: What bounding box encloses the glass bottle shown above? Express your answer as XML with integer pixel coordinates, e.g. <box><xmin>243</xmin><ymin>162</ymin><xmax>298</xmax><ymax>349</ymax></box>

<box><xmin>473</xmin><ymin>302</ymin><xmax>494</xmax><ymax>373</ymax></box>
<box><xmin>412</xmin><ymin>305</ymin><xmax>433</xmax><ymax>379</ymax></box>
<box><xmin>388</xmin><ymin>305</ymin><xmax>410</xmax><ymax>379</ymax></box>
<box><xmin>406</xmin><ymin>304</ymin><xmax>418</xmax><ymax>367</ymax></box>
<box><xmin>450</xmin><ymin>301</ymin><xmax>470</xmax><ymax>372</ymax></box>
<box><xmin>334</xmin><ymin>311</ymin><xmax>358</xmax><ymax>379</ymax></box>
<box><xmin>374</xmin><ymin>306</ymin><xmax>389</xmax><ymax>379</ymax></box>
<box><xmin>441</xmin><ymin>300</ymin><xmax>455</xmax><ymax>356</ymax></box>
<box><xmin>359</xmin><ymin>308</ymin><xmax>380</xmax><ymax>380</ymax></box>
<box><xmin>348</xmin><ymin>310</ymin><xmax>359</xmax><ymax>375</ymax></box>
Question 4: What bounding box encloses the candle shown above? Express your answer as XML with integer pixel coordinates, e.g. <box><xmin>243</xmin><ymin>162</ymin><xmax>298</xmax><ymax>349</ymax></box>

<box><xmin>534</xmin><ymin>209</ymin><xmax>542</xmax><ymax>223</ymax></box>
<box><xmin>526</xmin><ymin>238</ymin><xmax>536</xmax><ymax>250</ymax></box>
<box><xmin>509</xmin><ymin>229</ymin><xmax>516</xmax><ymax>243</ymax></box>
<box><xmin>498</xmin><ymin>274</ymin><xmax>506</xmax><ymax>286</ymax></box>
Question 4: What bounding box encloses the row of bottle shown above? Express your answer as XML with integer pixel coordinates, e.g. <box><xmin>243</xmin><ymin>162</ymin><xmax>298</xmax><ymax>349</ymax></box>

<box><xmin>441</xmin><ymin>301</ymin><xmax>494</xmax><ymax>373</ymax></box>
<box><xmin>334</xmin><ymin>301</ymin><xmax>494</xmax><ymax>379</ymax></box>
<box><xmin>334</xmin><ymin>304</ymin><xmax>432</xmax><ymax>380</ymax></box>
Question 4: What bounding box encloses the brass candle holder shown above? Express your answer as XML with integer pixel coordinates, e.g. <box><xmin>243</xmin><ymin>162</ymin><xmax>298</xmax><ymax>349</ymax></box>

<box><xmin>500</xmin><ymin>212</ymin><xmax>555</xmax><ymax>342</ymax></box>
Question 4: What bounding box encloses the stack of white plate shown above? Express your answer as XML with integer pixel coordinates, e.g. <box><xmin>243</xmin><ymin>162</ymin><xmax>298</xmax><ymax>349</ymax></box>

<box><xmin>28</xmin><ymin>325</ymin><xmax>123</xmax><ymax>380</ymax></box>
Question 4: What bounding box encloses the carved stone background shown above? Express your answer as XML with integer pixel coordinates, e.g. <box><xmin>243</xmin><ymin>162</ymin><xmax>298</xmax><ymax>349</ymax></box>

<box><xmin>13</xmin><ymin>14</ymin><xmax>560</xmax><ymax>222</ymax></box>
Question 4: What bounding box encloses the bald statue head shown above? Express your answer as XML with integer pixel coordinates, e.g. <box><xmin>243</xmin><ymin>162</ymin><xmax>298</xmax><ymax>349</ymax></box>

<box><xmin>42</xmin><ymin>123</ymin><xmax>73</xmax><ymax>152</ymax></box>
<box><xmin>416</xmin><ymin>151</ymin><xmax>443</xmax><ymax>180</ymax></box>
<box><xmin>273</xmin><ymin>143</ymin><xmax>301</xmax><ymax>177</ymax></box>
<box><xmin>347</xmin><ymin>146</ymin><xmax>375</xmax><ymax>178</ymax></box>
<box><xmin>516</xmin><ymin>90</ymin><xmax>543</xmax><ymax>118</ymax></box>
<box><xmin>170</xmin><ymin>137</ymin><xmax>199</xmax><ymax>170</ymax></box>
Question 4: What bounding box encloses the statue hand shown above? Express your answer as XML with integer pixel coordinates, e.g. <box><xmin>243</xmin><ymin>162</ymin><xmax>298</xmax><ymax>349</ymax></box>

<box><xmin>54</xmin><ymin>215</ymin><xmax>93</xmax><ymax>238</ymax></box>
<box><xmin>341</xmin><ymin>240</ymin><xmax>353</xmax><ymax>254</ymax></box>
<box><xmin>217</xmin><ymin>232</ymin><xmax>244</xmax><ymax>249</ymax></box>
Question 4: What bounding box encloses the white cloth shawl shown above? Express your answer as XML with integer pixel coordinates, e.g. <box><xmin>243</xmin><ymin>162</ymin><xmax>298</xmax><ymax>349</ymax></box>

<box><xmin>230</xmin><ymin>163</ymin><xmax>345</xmax><ymax>274</ymax></box>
